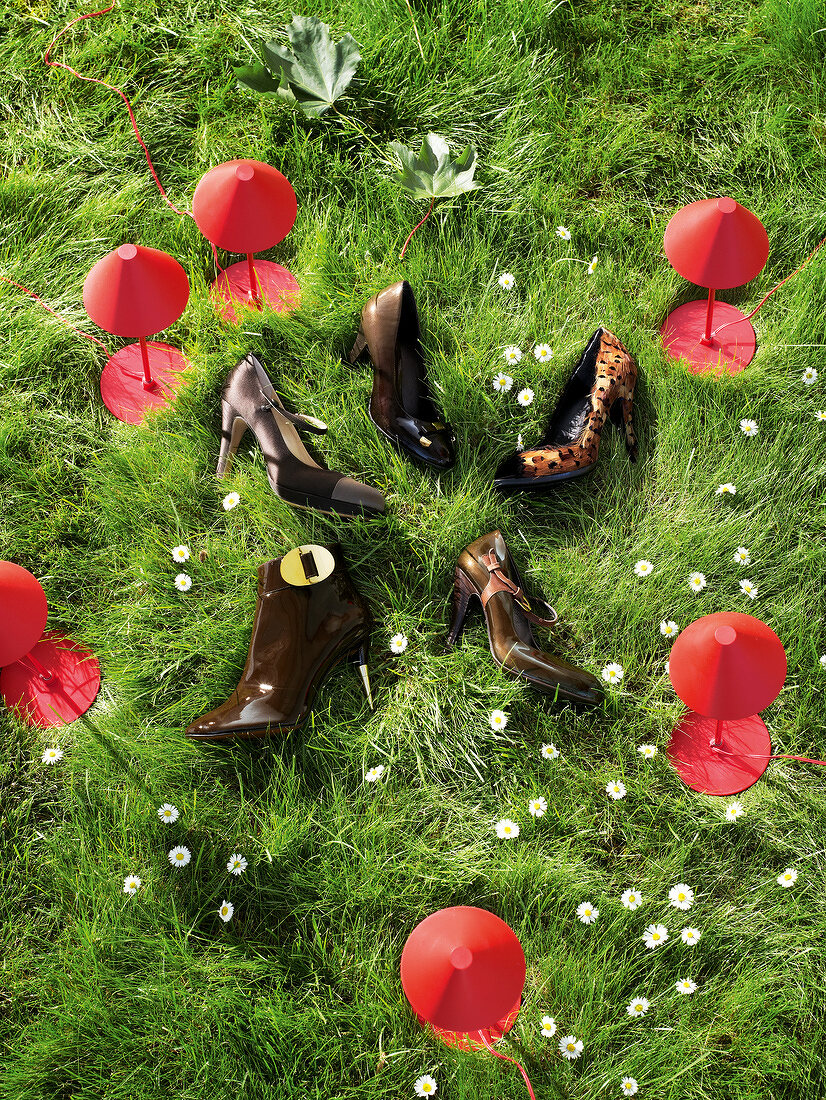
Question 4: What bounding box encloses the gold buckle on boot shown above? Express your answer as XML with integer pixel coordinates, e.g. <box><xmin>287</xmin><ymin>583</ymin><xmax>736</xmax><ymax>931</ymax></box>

<box><xmin>280</xmin><ymin>545</ymin><xmax>336</xmax><ymax>586</ymax></box>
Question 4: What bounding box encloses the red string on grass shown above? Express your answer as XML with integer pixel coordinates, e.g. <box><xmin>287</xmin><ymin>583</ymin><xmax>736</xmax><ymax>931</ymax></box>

<box><xmin>479</xmin><ymin>1033</ymin><xmax>537</xmax><ymax>1100</ymax></box>
<box><xmin>0</xmin><ymin>273</ymin><xmax>110</xmax><ymax>352</ymax></box>
<box><xmin>399</xmin><ymin>197</ymin><xmax>435</xmax><ymax>259</ymax></box>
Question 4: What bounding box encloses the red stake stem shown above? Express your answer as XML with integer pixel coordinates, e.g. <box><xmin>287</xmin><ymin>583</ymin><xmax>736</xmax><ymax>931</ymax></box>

<box><xmin>17</xmin><ymin>652</ymin><xmax>54</xmax><ymax>683</ymax></box>
<box><xmin>246</xmin><ymin>253</ymin><xmax>262</xmax><ymax>308</ymax></box>
<box><xmin>700</xmin><ymin>288</ymin><xmax>716</xmax><ymax>346</ymax></box>
<box><xmin>138</xmin><ymin>336</ymin><xmax>155</xmax><ymax>390</ymax></box>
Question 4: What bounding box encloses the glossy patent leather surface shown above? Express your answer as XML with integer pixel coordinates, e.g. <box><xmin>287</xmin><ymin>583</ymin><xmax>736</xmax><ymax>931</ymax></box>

<box><xmin>186</xmin><ymin>545</ymin><xmax>371</xmax><ymax>740</ymax></box>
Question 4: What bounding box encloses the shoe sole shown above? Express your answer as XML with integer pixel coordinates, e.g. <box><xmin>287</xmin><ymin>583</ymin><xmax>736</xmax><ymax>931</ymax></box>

<box><xmin>493</xmin><ymin>464</ymin><xmax>594</xmax><ymax>490</ymax></box>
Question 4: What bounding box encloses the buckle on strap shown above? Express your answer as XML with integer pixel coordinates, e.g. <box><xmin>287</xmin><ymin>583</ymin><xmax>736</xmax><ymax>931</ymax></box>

<box><xmin>480</xmin><ymin>549</ymin><xmax>558</xmax><ymax>627</ymax></box>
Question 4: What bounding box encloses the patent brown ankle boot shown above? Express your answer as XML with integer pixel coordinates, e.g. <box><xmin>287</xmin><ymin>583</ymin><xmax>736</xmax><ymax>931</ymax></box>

<box><xmin>446</xmin><ymin>530</ymin><xmax>602</xmax><ymax>705</ymax></box>
<box><xmin>186</xmin><ymin>544</ymin><xmax>373</xmax><ymax>741</ymax></box>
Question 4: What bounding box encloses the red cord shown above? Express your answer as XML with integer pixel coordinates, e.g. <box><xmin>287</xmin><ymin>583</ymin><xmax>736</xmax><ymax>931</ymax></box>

<box><xmin>0</xmin><ymin>274</ymin><xmax>110</xmax><ymax>352</ymax></box>
<box><xmin>400</xmin><ymin>197</ymin><xmax>435</xmax><ymax>259</ymax></box>
<box><xmin>479</xmin><ymin>1033</ymin><xmax>537</xmax><ymax>1100</ymax></box>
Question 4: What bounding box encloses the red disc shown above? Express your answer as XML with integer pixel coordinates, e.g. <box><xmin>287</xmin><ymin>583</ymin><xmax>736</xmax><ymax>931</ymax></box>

<box><xmin>0</xmin><ymin>562</ymin><xmax>48</xmax><ymax>667</ymax></box>
<box><xmin>100</xmin><ymin>342</ymin><xmax>190</xmax><ymax>424</ymax></box>
<box><xmin>193</xmin><ymin>160</ymin><xmax>297</xmax><ymax>253</ymax></box>
<box><xmin>667</xmin><ymin>711</ymin><xmax>771</xmax><ymax>796</ymax></box>
<box><xmin>0</xmin><ymin>631</ymin><xmax>100</xmax><ymax>728</ymax></box>
<box><xmin>661</xmin><ymin>300</ymin><xmax>757</xmax><ymax>375</ymax></box>
<box><xmin>417</xmin><ymin>996</ymin><xmax>521</xmax><ymax>1051</ymax></box>
<box><xmin>664</xmin><ymin>197</ymin><xmax>769</xmax><ymax>290</ymax></box>
<box><xmin>84</xmin><ymin>244</ymin><xmax>190</xmax><ymax>338</ymax></box>
<box><xmin>210</xmin><ymin>260</ymin><xmax>301</xmax><ymax>323</ymax></box>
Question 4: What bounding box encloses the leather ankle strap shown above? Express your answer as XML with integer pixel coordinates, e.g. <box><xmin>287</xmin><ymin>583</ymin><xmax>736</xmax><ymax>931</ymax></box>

<box><xmin>480</xmin><ymin>549</ymin><xmax>558</xmax><ymax>628</ymax></box>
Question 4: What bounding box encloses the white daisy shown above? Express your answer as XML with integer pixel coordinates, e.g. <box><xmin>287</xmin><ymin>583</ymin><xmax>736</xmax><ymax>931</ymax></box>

<box><xmin>739</xmin><ymin>418</ymin><xmax>759</xmax><ymax>437</ymax></box>
<box><xmin>414</xmin><ymin>1075</ymin><xmax>438</xmax><ymax>1097</ymax></box>
<box><xmin>725</xmin><ymin>800</ymin><xmax>744</xmax><ymax>822</ymax></box>
<box><xmin>637</xmin><ymin>744</ymin><xmax>658</xmax><ymax>760</ymax></box>
<box><xmin>680</xmin><ymin>927</ymin><xmax>701</xmax><ymax>945</ymax></box>
<box><xmin>675</xmin><ymin>978</ymin><xmax>697</xmax><ymax>995</ymax></box>
<box><xmin>626</xmin><ymin>997</ymin><xmax>650</xmax><ymax>1017</ymax></box>
<box><xmin>777</xmin><ymin>867</ymin><xmax>798</xmax><ymax>888</ymax></box>
<box><xmin>171</xmin><ymin>545</ymin><xmax>190</xmax><ymax>562</ymax></box>
<box><xmin>541</xmin><ymin>743</ymin><xmax>561</xmax><ymax>760</ymax></box>
<box><xmin>715</xmin><ymin>483</ymin><xmax>736</xmax><ymax>496</ymax></box>
<box><xmin>517</xmin><ymin>387</ymin><xmax>535</xmax><ymax>407</ymax></box>
<box><xmin>534</xmin><ymin>343</ymin><xmax>553</xmax><ymax>362</ymax></box>
<box><xmin>41</xmin><ymin>747</ymin><xmax>63</xmax><ymax>765</ymax></box>
<box><xmin>174</xmin><ymin>573</ymin><xmax>192</xmax><ymax>592</ymax></box>
<box><xmin>540</xmin><ymin>1015</ymin><xmax>557</xmax><ymax>1038</ymax></box>
<box><xmin>489</xmin><ymin>709</ymin><xmax>508</xmax><ymax>731</ymax></box>
<box><xmin>168</xmin><ymin>846</ymin><xmax>191</xmax><ymax>869</ymax></box>
<box><xmin>556</xmin><ymin>226</ymin><xmax>572</xmax><ymax>240</ymax></box>
<box><xmin>503</xmin><ymin>345</ymin><xmax>523</xmax><ymax>365</ymax></box>
<box><xmin>218</xmin><ymin>899</ymin><xmax>234</xmax><ymax>922</ymax></box>
<box><xmin>739</xmin><ymin>578</ymin><xmax>758</xmax><ymax>599</ymax></box>
<box><xmin>222</xmin><ymin>491</ymin><xmax>240</xmax><ymax>511</ymax></box>
<box><xmin>659</xmin><ymin>620</ymin><xmax>679</xmax><ymax>638</ymax></box>
<box><xmin>227</xmin><ymin>854</ymin><xmax>247</xmax><ymax>875</ymax></box>
<box><xmin>528</xmin><ymin>796</ymin><xmax>547</xmax><ymax>818</ymax></box>
<box><xmin>621</xmin><ymin>1078</ymin><xmax>639</xmax><ymax>1097</ymax></box>
<box><xmin>493</xmin><ymin>371</ymin><xmax>514</xmax><ymax>392</ymax></box>
<box><xmin>365</xmin><ymin>764</ymin><xmax>385</xmax><ymax>783</ymax></box>
<box><xmin>559</xmin><ymin>1035</ymin><xmax>583</xmax><ymax>1060</ymax></box>
<box><xmin>577</xmin><ymin>901</ymin><xmax>599</xmax><ymax>924</ymax></box>
<box><xmin>802</xmin><ymin>367</ymin><xmax>818</xmax><ymax>385</ymax></box>
<box><xmin>601</xmin><ymin>662</ymin><xmax>624</xmax><ymax>685</ymax></box>
<box><xmin>621</xmin><ymin>888</ymin><xmax>642</xmax><ymax>911</ymax></box>
<box><xmin>157</xmin><ymin>803</ymin><xmax>179</xmax><ymax>824</ymax></box>
<box><xmin>634</xmin><ymin>560</ymin><xmax>654</xmax><ymax>577</ymax></box>
<box><xmin>516</xmin><ymin>433</ymin><xmax>523</xmax><ymax>450</ymax></box>
<box><xmin>668</xmin><ymin>884</ymin><xmax>694</xmax><ymax>910</ymax></box>
<box><xmin>498</xmin><ymin>272</ymin><xmax>515</xmax><ymax>290</ymax></box>
<box><xmin>642</xmin><ymin>924</ymin><xmax>668</xmax><ymax>949</ymax></box>
<box><xmin>586</xmin><ymin>255</ymin><xmax>599</xmax><ymax>275</ymax></box>
<box><xmin>733</xmin><ymin>546</ymin><xmax>751</xmax><ymax>565</ymax></box>
<box><xmin>122</xmin><ymin>874</ymin><xmax>141</xmax><ymax>896</ymax></box>
<box><xmin>688</xmin><ymin>572</ymin><xmax>706</xmax><ymax>593</ymax></box>
<box><xmin>816</xmin><ymin>410</ymin><xmax>826</xmax><ymax>421</ymax></box>
<box><xmin>495</xmin><ymin>818</ymin><xmax>520</xmax><ymax>839</ymax></box>
<box><xmin>606</xmin><ymin>779</ymin><xmax>627</xmax><ymax>800</ymax></box>
<box><xmin>390</xmin><ymin>633</ymin><xmax>408</xmax><ymax>654</ymax></box>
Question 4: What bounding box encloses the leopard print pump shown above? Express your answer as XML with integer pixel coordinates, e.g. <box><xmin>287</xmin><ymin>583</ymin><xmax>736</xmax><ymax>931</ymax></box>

<box><xmin>493</xmin><ymin>328</ymin><xmax>638</xmax><ymax>489</ymax></box>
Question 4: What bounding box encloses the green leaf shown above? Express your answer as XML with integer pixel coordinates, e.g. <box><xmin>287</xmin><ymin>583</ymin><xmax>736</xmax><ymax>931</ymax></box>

<box><xmin>389</xmin><ymin>134</ymin><xmax>480</xmax><ymax>201</ymax></box>
<box><xmin>233</xmin><ymin>62</ymin><xmax>281</xmax><ymax>96</ymax></box>
<box><xmin>255</xmin><ymin>15</ymin><xmax>361</xmax><ymax>117</ymax></box>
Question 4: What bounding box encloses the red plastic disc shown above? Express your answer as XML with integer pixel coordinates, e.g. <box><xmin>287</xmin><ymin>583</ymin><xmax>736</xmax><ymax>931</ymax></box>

<box><xmin>0</xmin><ymin>631</ymin><xmax>100</xmax><ymax>728</ymax></box>
<box><xmin>664</xmin><ymin>197</ymin><xmax>769</xmax><ymax>290</ymax></box>
<box><xmin>100</xmin><ymin>342</ymin><xmax>190</xmax><ymax>424</ymax></box>
<box><xmin>660</xmin><ymin>300</ymin><xmax>756</xmax><ymax>375</ymax></box>
<box><xmin>416</xmin><ymin>996</ymin><xmax>521</xmax><ymax>1051</ymax></box>
<box><xmin>667</xmin><ymin>711</ymin><xmax>771</xmax><ymax>795</ymax></box>
<box><xmin>211</xmin><ymin>260</ymin><xmax>301</xmax><ymax>323</ymax></box>
<box><xmin>0</xmin><ymin>562</ymin><xmax>48</xmax><ymax>667</ymax></box>
<box><xmin>83</xmin><ymin>244</ymin><xmax>190</xmax><ymax>338</ymax></box>
<box><xmin>193</xmin><ymin>160</ymin><xmax>297</xmax><ymax>253</ymax></box>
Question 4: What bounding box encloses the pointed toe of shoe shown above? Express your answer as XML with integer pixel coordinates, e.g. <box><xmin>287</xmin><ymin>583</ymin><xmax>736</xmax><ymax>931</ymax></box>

<box><xmin>425</xmin><ymin>431</ymin><xmax>456</xmax><ymax>470</ymax></box>
<box><xmin>331</xmin><ymin>477</ymin><xmax>386</xmax><ymax>515</ymax></box>
<box><xmin>493</xmin><ymin>450</ymin><xmax>525</xmax><ymax>486</ymax></box>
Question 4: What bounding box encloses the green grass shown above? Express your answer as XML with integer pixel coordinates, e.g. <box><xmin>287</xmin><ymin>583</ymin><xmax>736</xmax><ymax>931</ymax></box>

<box><xmin>2</xmin><ymin>0</ymin><xmax>826</xmax><ymax>1096</ymax></box>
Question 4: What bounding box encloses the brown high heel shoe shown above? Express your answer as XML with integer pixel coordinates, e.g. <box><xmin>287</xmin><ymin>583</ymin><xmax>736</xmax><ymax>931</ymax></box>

<box><xmin>349</xmin><ymin>280</ymin><xmax>455</xmax><ymax>470</ymax></box>
<box><xmin>494</xmin><ymin>328</ymin><xmax>638</xmax><ymax>489</ymax></box>
<box><xmin>218</xmin><ymin>353</ymin><xmax>385</xmax><ymax>517</ymax></box>
<box><xmin>186</xmin><ymin>543</ymin><xmax>373</xmax><ymax>741</ymax></box>
<box><xmin>446</xmin><ymin>531</ymin><xmax>602</xmax><ymax>705</ymax></box>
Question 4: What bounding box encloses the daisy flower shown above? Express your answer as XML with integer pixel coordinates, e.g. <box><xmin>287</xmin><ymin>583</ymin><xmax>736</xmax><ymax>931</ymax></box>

<box><xmin>740</xmin><ymin>419</ymin><xmax>759</xmax><ymax>437</ymax></box>
<box><xmin>41</xmin><ymin>747</ymin><xmax>63</xmax><ymax>765</ymax></box>
<box><xmin>218</xmin><ymin>899</ymin><xmax>234</xmax><ymax>922</ymax></box>
<box><xmin>222</xmin><ymin>491</ymin><xmax>240</xmax><ymax>511</ymax></box>
<box><xmin>517</xmin><ymin>387</ymin><xmax>535</xmax><ymax>407</ymax></box>
<box><xmin>739</xmin><ymin>578</ymin><xmax>758</xmax><ymax>599</ymax></box>
<box><xmin>534</xmin><ymin>343</ymin><xmax>553</xmax><ymax>362</ymax></box>
<box><xmin>733</xmin><ymin>546</ymin><xmax>751</xmax><ymax>565</ymax></box>
<box><xmin>365</xmin><ymin>764</ymin><xmax>385</xmax><ymax>783</ymax></box>
<box><xmin>174</xmin><ymin>573</ymin><xmax>192</xmax><ymax>592</ymax></box>
<box><xmin>675</xmin><ymin>978</ymin><xmax>697</xmax><ymax>995</ymax></box>
<box><xmin>556</xmin><ymin>226</ymin><xmax>572</xmax><ymax>240</ymax></box>
<box><xmin>688</xmin><ymin>572</ymin><xmax>706</xmax><ymax>593</ymax></box>
<box><xmin>157</xmin><ymin>803</ymin><xmax>179</xmax><ymax>824</ymax></box>
<box><xmin>680</xmin><ymin>927</ymin><xmax>701</xmax><ymax>946</ymax></box>
<box><xmin>493</xmin><ymin>371</ymin><xmax>514</xmax><ymax>392</ymax></box>
<box><xmin>171</xmin><ymin>545</ymin><xmax>190</xmax><ymax>563</ymax></box>
<box><xmin>642</xmin><ymin>924</ymin><xmax>668</xmax><ymax>949</ymax></box>
<box><xmin>821</xmin><ymin>655</ymin><xmax>826</xmax><ymax>670</ymax></box>
<box><xmin>802</xmin><ymin>367</ymin><xmax>818</xmax><ymax>385</ymax></box>
<box><xmin>668</xmin><ymin>884</ymin><xmax>694</xmax><ymax>910</ymax></box>
<box><xmin>503</xmin><ymin>345</ymin><xmax>523</xmax><ymax>365</ymax></box>
<box><xmin>390</xmin><ymin>633</ymin><xmax>408</xmax><ymax>654</ymax></box>
<box><xmin>495</xmin><ymin>819</ymin><xmax>520</xmax><ymax>839</ymax></box>
<box><xmin>659</xmin><ymin>620</ymin><xmax>679</xmax><ymax>639</ymax></box>
<box><xmin>626</xmin><ymin>997</ymin><xmax>650</xmax><ymax>1017</ymax></box>
<box><xmin>123</xmin><ymin>874</ymin><xmax>141</xmax><ymax>896</ymax></box>
<box><xmin>816</xmin><ymin>410</ymin><xmax>826</xmax><ymax>422</ymax></box>
<box><xmin>715</xmin><ymin>483</ymin><xmax>736</xmax><ymax>496</ymax></box>
<box><xmin>621</xmin><ymin>1079</ymin><xmax>639</xmax><ymax>1097</ymax></box>
<box><xmin>528</xmin><ymin>796</ymin><xmax>547</xmax><ymax>818</ymax></box>
<box><xmin>725</xmin><ymin>800</ymin><xmax>744</xmax><ymax>822</ymax></box>
<box><xmin>777</xmin><ymin>867</ymin><xmax>798</xmax><ymax>888</ymax></box>
<box><xmin>168</xmin><ymin>846</ymin><xmax>191</xmax><ymax>869</ymax></box>
<box><xmin>516</xmin><ymin>433</ymin><xmax>523</xmax><ymax>450</ymax></box>
<box><xmin>577</xmin><ymin>901</ymin><xmax>599</xmax><ymax>924</ymax></box>
<box><xmin>601</xmin><ymin>662</ymin><xmax>624</xmax><ymax>685</ymax></box>
<box><xmin>559</xmin><ymin>1035</ymin><xmax>583</xmax><ymax>1060</ymax></box>
<box><xmin>634</xmin><ymin>560</ymin><xmax>654</xmax><ymax>578</ymax></box>
<box><xmin>498</xmin><ymin>272</ymin><xmax>515</xmax><ymax>290</ymax></box>
<box><xmin>606</xmin><ymin>779</ymin><xmax>626</xmax><ymax>800</ymax></box>
<box><xmin>586</xmin><ymin>255</ymin><xmax>598</xmax><ymax>275</ymax></box>
<box><xmin>489</xmin><ymin>709</ymin><xmax>508</xmax><ymax>731</ymax></box>
<box><xmin>541</xmin><ymin>743</ymin><xmax>560</xmax><ymax>760</ymax></box>
<box><xmin>227</xmin><ymin>854</ymin><xmax>247</xmax><ymax>875</ymax></box>
<box><xmin>414</xmin><ymin>1076</ymin><xmax>438</xmax><ymax>1097</ymax></box>
<box><xmin>621</xmin><ymin>888</ymin><xmax>642</xmax><ymax>911</ymax></box>
<box><xmin>637</xmin><ymin>744</ymin><xmax>658</xmax><ymax>760</ymax></box>
<box><xmin>540</xmin><ymin>1015</ymin><xmax>557</xmax><ymax>1037</ymax></box>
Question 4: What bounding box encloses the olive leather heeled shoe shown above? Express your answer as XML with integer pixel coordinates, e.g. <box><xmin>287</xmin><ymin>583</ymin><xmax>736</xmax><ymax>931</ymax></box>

<box><xmin>445</xmin><ymin>530</ymin><xmax>602</xmax><ymax>705</ymax></box>
<box><xmin>186</xmin><ymin>544</ymin><xmax>373</xmax><ymax>741</ymax></box>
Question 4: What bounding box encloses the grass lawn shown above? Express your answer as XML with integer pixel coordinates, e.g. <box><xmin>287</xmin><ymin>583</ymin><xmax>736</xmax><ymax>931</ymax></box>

<box><xmin>2</xmin><ymin>0</ymin><xmax>826</xmax><ymax>1096</ymax></box>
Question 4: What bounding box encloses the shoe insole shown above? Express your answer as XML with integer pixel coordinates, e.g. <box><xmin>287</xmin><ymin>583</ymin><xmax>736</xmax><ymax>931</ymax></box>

<box><xmin>551</xmin><ymin>395</ymin><xmax>591</xmax><ymax>445</ymax></box>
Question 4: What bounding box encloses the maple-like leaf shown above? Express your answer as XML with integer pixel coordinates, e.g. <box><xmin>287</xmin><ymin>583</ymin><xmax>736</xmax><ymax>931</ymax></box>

<box><xmin>389</xmin><ymin>133</ymin><xmax>479</xmax><ymax>201</ymax></box>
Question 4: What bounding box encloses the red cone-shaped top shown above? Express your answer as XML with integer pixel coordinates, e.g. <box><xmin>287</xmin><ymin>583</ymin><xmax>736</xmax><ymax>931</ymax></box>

<box><xmin>192</xmin><ymin>160</ymin><xmax>297</xmax><ymax>254</ymax></box>
<box><xmin>400</xmin><ymin>906</ymin><xmax>526</xmax><ymax>1033</ymax></box>
<box><xmin>83</xmin><ymin>244</ymin><xmax>190</xmax><ymax>338</ymax></box>
<box><xmin>0</xmin><ymin>562</ymin><xmax>48</xmax><ymax>667</ymax></box>
<box><xmin>664</xmin><ymin>197</ymin><xmax>769</xmax><ymax>290</ymax></box>
<box><xmin>669</xmin><ymin>612</ymin><xmax>786</xmax><ymax>720</ymax></box>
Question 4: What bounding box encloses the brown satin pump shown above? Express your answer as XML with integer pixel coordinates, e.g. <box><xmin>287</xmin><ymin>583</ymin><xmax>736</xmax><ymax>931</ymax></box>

<box><xmin>349</xmin><ymin>280</ymin><xmax>455</xmax><ymax>470</ymax></box>
<box><xmin>446</xmin><ymin>531</ymin><xmax>602</xmax><ymax>705</ymax></box>
<box><xmin>186</xmin><ymin>544</ymin><xmax>373</xmax><ymax>741</ymax></box>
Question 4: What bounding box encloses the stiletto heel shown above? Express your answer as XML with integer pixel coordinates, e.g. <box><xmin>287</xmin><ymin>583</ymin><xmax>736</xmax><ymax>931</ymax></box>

<box><xmin>350</xmin><ymin>639</ymin><xmax>373</xmax><ymax>708</ymax></box>
<box><xmin>446</xmin><ymin>568</ymin><xmax>476</xmax><ymax>646</ymax></box>
<box><xmin>217</xmin><ymin>404</ymin><xmax>249</xmax><ymax>477</ymax></box>
<box><xmin>348</xmin><ymin>326</ymin><xmax>368</xmax><ymax>364</ymax></box>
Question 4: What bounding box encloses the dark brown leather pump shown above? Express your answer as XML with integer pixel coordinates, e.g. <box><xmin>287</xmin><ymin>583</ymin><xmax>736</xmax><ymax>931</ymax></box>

<box><xmin>446</xmin><ymin>530</ymin><xmax>602</xmax><ymax>705</ymax></box>
<box><xmin>349</xmin><ymin>281</ymin><xmax>455</xmax><ymax>470</ymax></box>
